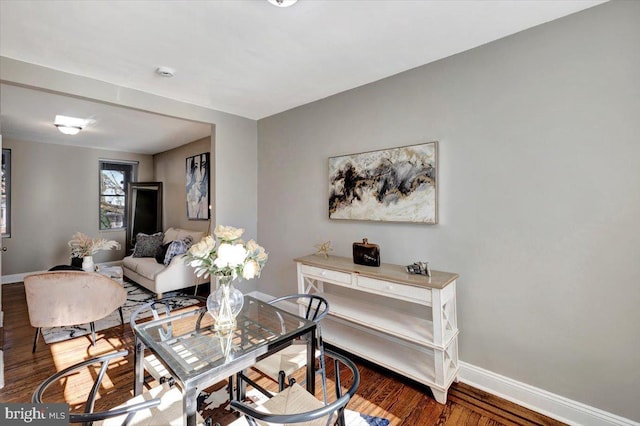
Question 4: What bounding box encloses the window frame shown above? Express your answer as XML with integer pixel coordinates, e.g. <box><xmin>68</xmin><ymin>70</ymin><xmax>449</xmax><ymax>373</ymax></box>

<box><xmin>99</xmin><ymin>159</ymin><xmax>138</xmax><ymax>231</ymax></box>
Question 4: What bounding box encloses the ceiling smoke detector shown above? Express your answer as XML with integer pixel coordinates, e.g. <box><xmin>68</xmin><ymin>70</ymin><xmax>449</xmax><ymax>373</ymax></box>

<box><xmin>268</xmin><ymin>0</ymin><xmax>297</xmax><ymax>7</ymax></box>
<box><xmin>156</xmin><ymin>66</ymin><xmax>175</xmax><ymax>77</ymax></box>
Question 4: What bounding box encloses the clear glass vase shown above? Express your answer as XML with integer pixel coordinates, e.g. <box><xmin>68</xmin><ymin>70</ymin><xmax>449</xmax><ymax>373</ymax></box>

<box><xmin>207</xmin><ymin>275</ymin><xmax>244</xmax><ymax>331</ymax></box>
<box><xmin>216</xmin><ymin>328</ymin><xmax>235</xmax><ymax>361</ymax></box>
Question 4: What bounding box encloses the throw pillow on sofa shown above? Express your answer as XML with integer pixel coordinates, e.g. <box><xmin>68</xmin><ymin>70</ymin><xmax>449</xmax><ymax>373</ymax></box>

<box><xmin>155</xmin><ymin>241</ymin><xmax>172</xmax><ymax>264</ymax></box>
<box><xmin>132</xmin><ymin>232</ymin><xmax>164</xmax><ymax>257</ymax></box>
<box><xmin>164</xmin><ymin>235</ymin><xmax>194</xmax><ymax>266</ymax></box>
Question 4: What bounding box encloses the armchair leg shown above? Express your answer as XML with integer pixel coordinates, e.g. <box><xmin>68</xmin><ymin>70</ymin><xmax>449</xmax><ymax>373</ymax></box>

<box><xmin>32</xmin><ymin>327</ymin><xmax>40</xmax><ymax>353</ymax></box>
<box><xmin>90</xmin><ymin>322</ymin><xmax>96</xmax><ymax>347</ymax></box>
<box><xmin>118</xmin><ymin>307</ymin><xmax>124</xmax><ymax>325</ymax></box>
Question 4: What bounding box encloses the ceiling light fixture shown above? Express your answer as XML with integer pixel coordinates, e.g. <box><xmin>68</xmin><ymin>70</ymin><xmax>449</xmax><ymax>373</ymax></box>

<box><xmin>54</xmin><ymin>115</ymin><xmax>89</xmax><ymax>136</ymax></box>
<box><xmin>55</xmin><ymin>125</ymin><xmax>82</xmax><ymax>135</ymax></box>
<box><xmin>268</xmin><ymin>0</ymin><xmax>297</xmax><ymax>7</ymax></box>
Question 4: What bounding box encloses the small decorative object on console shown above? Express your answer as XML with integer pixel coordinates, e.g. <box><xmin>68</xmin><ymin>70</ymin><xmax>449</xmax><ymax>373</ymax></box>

<box><xmin>406</xmin><ymin>261</ymin><xmax>431</xmax><ymax>277</ymax></box>
<box><xmin>314</xmin><ymin>240</ymin><xmax>333</xmax><ymax>258</ymax></box>
<box><xmin>353</xmin><ymin>238</ymin><xmax>380</xmax><ymax>267</ymax></box>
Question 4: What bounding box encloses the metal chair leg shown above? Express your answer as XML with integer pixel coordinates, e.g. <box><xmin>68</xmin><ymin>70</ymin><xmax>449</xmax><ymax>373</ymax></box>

<box><xmin>227</xmin><ymin>375</ymin><xmax>234</xmax><ymax>402</ymax></box>
<box><xmin>32</xmin><ymin>327</ymin><xmax>40</xmax><ymax>353</ymax></box>
<box><xmin>319</xmin><ymin>347</ymin><xmax>328</xmax><ymax>404</ymax></box>
<box><xmin>90</xmin><ymin>322</ymin><xmax>96</xmax><ymax>347</ymax></box>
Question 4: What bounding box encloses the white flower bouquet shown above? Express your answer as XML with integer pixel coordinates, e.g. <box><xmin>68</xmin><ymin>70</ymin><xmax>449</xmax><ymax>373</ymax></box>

<box><xmin>68</xmin><ymin>232</ymin><xmax>121</xmax><ymax>258</ymax></box>
<box><xmin>186</xmin><ymin>225</ymin><xmax>268</xmax><ymax>280</ymax></box>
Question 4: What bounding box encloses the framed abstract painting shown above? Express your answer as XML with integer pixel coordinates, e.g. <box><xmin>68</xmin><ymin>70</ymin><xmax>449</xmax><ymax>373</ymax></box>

<box><xmin>186</xmin><ymin>152</ymin><xmax>210</xmax><ymax>220</ymax></box>
<box><xmin>329</xmin><ymin>142</ymin><xmax>438</xmax><ymax>224</ymax></box>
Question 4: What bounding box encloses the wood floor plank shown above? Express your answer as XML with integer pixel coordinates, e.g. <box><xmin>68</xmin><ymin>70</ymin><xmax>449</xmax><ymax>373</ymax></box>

<box><xmin>449</xmin><ymin>382</ymin><xmax>564</xmax><ymax>426</ymax></box>
<box><xmin>0</xmin><ymin>282</ymin><xmax>566</xmax><ymax>426</ymax></box>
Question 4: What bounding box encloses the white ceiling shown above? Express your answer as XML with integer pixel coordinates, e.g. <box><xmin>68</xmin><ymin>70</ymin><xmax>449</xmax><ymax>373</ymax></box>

<box><xmin>0</xmin><ymin>84</ymin><xmax>212</xmax><ymax>154</ymax></box>
<box><xmin>0</xmin><ymin>0</ymin><xmax>606</xmax><ymax>154</ymax></box>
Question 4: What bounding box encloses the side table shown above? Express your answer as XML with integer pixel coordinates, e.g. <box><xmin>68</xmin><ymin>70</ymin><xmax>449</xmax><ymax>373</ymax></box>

<box><xmin>96</xmin><ymin>265</ymin><xmax>124</xmax><ymax>285</ymax></box>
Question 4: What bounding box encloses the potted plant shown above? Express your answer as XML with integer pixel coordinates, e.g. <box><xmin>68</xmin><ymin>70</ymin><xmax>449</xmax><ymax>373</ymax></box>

<box><xmin>68</xmin><ymin>232</ymin><xmax>121</xmax><ymax>271</ymax></box>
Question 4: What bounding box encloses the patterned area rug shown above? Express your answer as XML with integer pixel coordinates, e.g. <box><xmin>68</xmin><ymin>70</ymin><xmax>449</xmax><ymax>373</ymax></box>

<box><xmin>198</xmin><ymin>386</ymin><xmax>390</xmax><ymax>426</ymax></box>
<box><xmin>41</xmin><ymin>280</ymin><xmax>197</xmax><ymax>344</ymax></box>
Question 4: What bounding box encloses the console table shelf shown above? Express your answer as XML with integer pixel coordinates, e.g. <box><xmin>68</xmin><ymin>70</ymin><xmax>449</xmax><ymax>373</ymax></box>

<box><xmin>295</xmin><ymin>254</ymin><xmax>459</xmax><ymax>403</ymax></box>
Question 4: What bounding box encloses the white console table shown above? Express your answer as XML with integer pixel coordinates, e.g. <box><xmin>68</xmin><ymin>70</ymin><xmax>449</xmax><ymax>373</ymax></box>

<box><xmin>295</xmin><ymin>254</ymin><xmax>459</xmax><ymax>403</ymax></box>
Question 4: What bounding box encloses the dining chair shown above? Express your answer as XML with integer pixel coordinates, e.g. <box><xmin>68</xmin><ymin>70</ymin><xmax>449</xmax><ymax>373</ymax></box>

<box><xmin>242</xmin><ymin>293</ymin><xmax>330</xmax><ymax>403</ymax></box>
<box><xmin>32</xmin><ymin>350</ymin><xmax>208</xmax><ymax>425</ymax></box>
<box><xmin>24</xmin><ymin>271</ymin><xmax>127</xmax><ymax>352</ymax></box>
<box><xmin>231</xmin><ymin>349</ymin><xmax>360</xmax><ymax>426</ymax></box>
<box><xmin>129</xmin><ymin>295</ymin><xmax>207</xmax><ymax>387</ymax></box>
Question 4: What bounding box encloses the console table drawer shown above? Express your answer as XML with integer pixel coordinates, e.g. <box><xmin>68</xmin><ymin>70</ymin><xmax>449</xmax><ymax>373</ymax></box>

<box><xmin>301</xmin><ymin>264</ymin><xmax>352</xmax><ymax>285</ymax></box>
<box><xmin>356</xmin><ymin>276</ymin><xmax>431</xmax><ymax>304</ymax></box>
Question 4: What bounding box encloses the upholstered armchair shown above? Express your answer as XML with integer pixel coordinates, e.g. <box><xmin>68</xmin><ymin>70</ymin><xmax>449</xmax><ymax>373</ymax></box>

<box><xmin>24</xmin><ymin>270</ymin><xmax>127</xmax><ymax>352</ymax></box>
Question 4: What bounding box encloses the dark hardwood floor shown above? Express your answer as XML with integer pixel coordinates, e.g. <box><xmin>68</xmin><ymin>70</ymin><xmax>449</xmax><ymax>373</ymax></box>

<box><xmin>0</xmin><ymin>282</ymin><xmax>564</xmax><ymax>425</ymax></box>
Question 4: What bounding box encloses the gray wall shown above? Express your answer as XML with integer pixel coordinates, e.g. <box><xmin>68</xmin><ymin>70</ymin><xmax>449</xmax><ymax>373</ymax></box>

<box><xmin>2</xmin><ymin>138</ymin><xmax>153</xmax><ymax>274</ymax></box>
<box><xmin>257</xmin><ymin>1</ymin><xmax>640</xmax><ymax>421</ymax></box>
<box><xmin>3</xmin><ymin>135</ymin><xmax>215</xmax><ymax>276</ymax></box>
<box><xmin>154</xmin><ymin>136</ymin><xmax>212</xmax><ymax>233</ymax></box>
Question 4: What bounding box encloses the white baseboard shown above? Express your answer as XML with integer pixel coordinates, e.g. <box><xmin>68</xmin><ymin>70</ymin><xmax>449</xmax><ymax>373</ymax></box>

<box><xmin>459</xmin><ymin>361</ymin><xmax>639</xmax><ymax>426</ymax></box>
<box><xmin>2</xmin><ymin>261</ymin><xmax>124</xmax><ymax>285</ymax></box>
<box><xmin>1</xmin><ymin>272</ymin><xmax>35</xmax><ymax>284</ymax></box>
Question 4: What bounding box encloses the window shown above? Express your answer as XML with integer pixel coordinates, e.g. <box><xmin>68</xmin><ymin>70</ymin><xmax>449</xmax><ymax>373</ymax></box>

<box><xmin>1</xmin><ymin>148</ymin><xmax>11</xmax><ymax>237</ymax></box>
<box><xmin>99</xmin><ymin>160</ymin><xmax>137</xmax><ymax>230</ymax></box>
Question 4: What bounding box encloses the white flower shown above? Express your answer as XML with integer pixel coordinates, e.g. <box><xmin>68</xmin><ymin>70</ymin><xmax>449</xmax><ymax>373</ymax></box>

<box><xmin>214</xmin><ymin>225</ymin><xmax>244</xmax><ymax>242</ymax></box>
<box><xmin>185</xmin><ymin>224</ymin><xmax>268</xmax><ymax>281</ymax></box>
<box><xmin>256</xmin><ymin>247</ymin><xmax>268</xmax><ymax>264</ymax></box>
<box><xmin>214</xmin><ymin>243</ymin><xmax>248</xmax><ymax>269</ymax></box>
<box><xmin>189</xmin><ymin>235</ymin><xmax>216</xmax><ymax>257</ymax></box>
<box><xmin>246</xmin><ymin>240</ymin><xmax>268</xmax><ymax>264</ymax></box>
<box><xmin>245</xmin><ymin>239</ymin><xmax>259</xmax><ymax>254</ymax></box>
<box><xmin>242</xmin><ymin>259</ymin><xmax>260</xmax><ymax>280</ymax></box>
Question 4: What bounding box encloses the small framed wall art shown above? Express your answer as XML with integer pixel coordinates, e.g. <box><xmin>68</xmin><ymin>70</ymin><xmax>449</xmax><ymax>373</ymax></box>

<box><xmin>186</xmin><ymin>152</ymin><xmax>210</xmax><ymax>220</ymax></box>
<box><xmin>329</xmin><ymin>142</ymin><xmax>438</xmax><ymax>223</ymax></box>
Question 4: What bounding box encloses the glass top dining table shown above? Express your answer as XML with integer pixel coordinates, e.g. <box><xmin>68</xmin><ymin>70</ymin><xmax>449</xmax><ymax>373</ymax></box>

<box><xmin>132</xmin><ymin>295</ymin><xmax>317</xmax><ymax>426</ymax></box>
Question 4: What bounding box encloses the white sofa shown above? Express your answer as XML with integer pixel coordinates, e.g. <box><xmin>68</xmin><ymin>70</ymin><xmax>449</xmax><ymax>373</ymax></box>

<box><xmin>122</xmin><ymin>227</ymin><xmax>208</xmax><ymax>297</ymax></box>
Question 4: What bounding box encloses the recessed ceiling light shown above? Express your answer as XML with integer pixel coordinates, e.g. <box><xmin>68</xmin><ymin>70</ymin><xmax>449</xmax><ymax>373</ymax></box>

<box><xmin>268</xmin><ymin>0</ymin><xmax>297</xmax><ymax>7</ymax></box>
<box><xmin>156</xmin><ymin>66</ymin><xmax>176</xmax><ymax>77</ymax></box>
<box><xmin>54</xmin><ymin>115</ymin><xmax>89</xmax><ymax>136</ymax></box>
